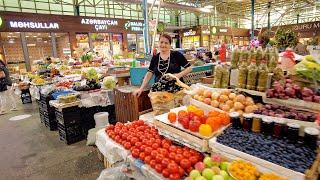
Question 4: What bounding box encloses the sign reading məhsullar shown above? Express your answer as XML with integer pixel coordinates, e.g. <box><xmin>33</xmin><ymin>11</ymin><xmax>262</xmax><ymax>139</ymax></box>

<box><xmin>9</xmin><ymin>21</ymin><xmax>59</xmax><ymax>29</ymax></box>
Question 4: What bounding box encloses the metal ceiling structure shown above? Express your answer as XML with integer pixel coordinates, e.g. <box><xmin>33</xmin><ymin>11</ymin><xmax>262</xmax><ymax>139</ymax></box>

<box><xmin>0</xmin><ymin>0</ymin><xmax>319</xmax><ymax>29</ymax></box>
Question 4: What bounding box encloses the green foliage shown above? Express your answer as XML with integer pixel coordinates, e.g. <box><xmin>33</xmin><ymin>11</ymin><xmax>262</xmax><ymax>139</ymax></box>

<box><xmin>275</xmin><ymin>29</ymin><xmax>298</xmax><ymax>50</ymax></box>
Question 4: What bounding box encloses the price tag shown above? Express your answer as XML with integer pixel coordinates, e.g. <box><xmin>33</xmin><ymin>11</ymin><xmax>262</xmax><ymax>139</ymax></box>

<box><xmin>134</xmin><ymin>159</ymin><xmax>144</xmax><ymax>169</ymax></box>
<box><xmin>80</xmin><ymin>79</ymin><xmax>87</xmax><ymax>86</ymax></box>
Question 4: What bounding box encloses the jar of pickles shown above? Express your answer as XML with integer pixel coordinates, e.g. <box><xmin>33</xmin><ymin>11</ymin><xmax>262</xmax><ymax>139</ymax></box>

<box><xmin>230</xmin><ymin>112</ymin><xmax>241</xmax><ymax>129</ymax></box>
<box><xmin>243</xmin><ymin>113</ymin><xmax>253</xmax><ymax>131</ymax></box>
<box><xmin>238</xmin><ymin>62</ymin><xmax>247</xmax><ymax>89</ymax></box>
<box><xmin>272</xmin><ymin>118</ymin><xmax>286</xmax><ymax>138</ymax></box>
<box><xmin>257</xmin><ymin>60</ymin><xmax>269</xmax><ymax>92</ymax></box>
<box><xmin>261</xmin><ymin>118</ymin><xmax>273</xmax><ymax>135</ymax></box>
<box><xmin>304</xmin><ymin>127</ymin><xmax>319</xmax><ymax>150</ymax></box>
<box><xmin>246</xmin><ymin>60</ymin><xmax>258</xmax><ymax>90</ymax></box>
<box><xmin>252</xmin><ymin>116</ymin><xmax>261</xmax><ymax>133</ymax></box>
<box><xmin>286</xmin><ymin>123</ymin><xmax>301</xmax><ymax>143</ymax></box>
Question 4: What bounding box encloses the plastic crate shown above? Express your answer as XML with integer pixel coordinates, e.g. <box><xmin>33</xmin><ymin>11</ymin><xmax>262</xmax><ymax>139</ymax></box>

<box><xmin>130</xmin><ymin>67</ymin><xmax>155</xmax><ymax>86</ymax></box>
<box><xmin>43</xmin><ymin>111</ymin><xmax>57</xmax><ymax>130</ymax></box>
<box><xmin>81</xmin><ymin>121</ymin><xmax>95</xmax><ymax>136</ymax></box>
<box><xmin>55</xmin><ymin>107</ymin><xmax>81</xmax><ymax>127</ymax></box>
<box><xmin>58</xmin><ymin>123</ymin><xmax>84</xmax><ymax>145</ymax></box>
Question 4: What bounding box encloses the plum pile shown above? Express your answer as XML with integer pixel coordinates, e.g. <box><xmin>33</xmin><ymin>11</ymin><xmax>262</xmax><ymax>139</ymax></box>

<box><xmin>217</xmin><ymin>127</ymin><xmax>317</xmax><ymax>173</ymax></box>
<box><xmin>253</xmin><ymin>104</ymin><xmax>317</xmax><ymax>122</ymax></box>
<box><xmin>266</xmin><ymin>79</ymin><xmax>320</xmax><ymax>103</ymax></box>
<box><xmin>151</xmin><ymin>76</ymin><xmax>183</xmax><ymax>93</ymax></box>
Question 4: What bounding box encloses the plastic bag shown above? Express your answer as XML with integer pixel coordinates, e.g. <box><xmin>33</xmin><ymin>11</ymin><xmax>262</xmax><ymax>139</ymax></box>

<box><xmin>294</xmin><ymin>58</ymin><xmax>320</xmax><ymax>80</ymax></box>
<box><xmin>86</xmin><ymin>127</ymin><xmax>104</xmax><ymax>146</ymax></box>
<box><xmin>149</xmin><ymin>92</ymin><xmax>175</xmax><ymax>115</ymax></box>
<box><xmin>97</xmin><ymin>164</ymin><xmax>129</xmax><ymax>180</ymax></box>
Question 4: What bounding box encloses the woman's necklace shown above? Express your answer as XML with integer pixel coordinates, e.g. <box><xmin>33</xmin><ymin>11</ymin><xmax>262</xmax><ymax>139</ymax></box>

<box><xmin>158</xmin><ymin>52</ymin><xmax>171</xmax><ymax>76</ymax></box>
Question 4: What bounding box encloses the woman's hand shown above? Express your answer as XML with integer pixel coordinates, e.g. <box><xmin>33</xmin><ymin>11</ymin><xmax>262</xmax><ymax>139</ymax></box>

<box><xmin>133</xmin><ymin>88</ymin><xmax>143</xmax><ymax>97</ymax></box>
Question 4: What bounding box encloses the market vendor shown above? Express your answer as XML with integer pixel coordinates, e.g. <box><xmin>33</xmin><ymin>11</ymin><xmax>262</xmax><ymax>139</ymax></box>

<box><xmin>133</xmin><ymin>33</ymin><xmax>192</xmax><ymax>96</ymax></box>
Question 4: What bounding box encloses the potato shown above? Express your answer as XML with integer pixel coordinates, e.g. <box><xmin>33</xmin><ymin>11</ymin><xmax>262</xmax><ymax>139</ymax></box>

<box><xmin>235</xmin><ymin>94</ymin><xmax>246</xmax><ymax>103</ymax></box>
<box><xmin>245</xmin><ymin>105</ymin><xmax>255</xmax><ymax>113</ymax></box>
<box><xmin>222</xmin><ymin>104</ymin><xmax>230</xmax><ymax>112</ymax></box>
<box><xmin>219</xmin><ymin>95</ymin><xmax>229</xmax><ymax>103</ymax></box>
<box><xmin>211</xmin><ymin>100</ymin><xmax>220</xmax><ymax>108</ymax></box>
<box><xmin>204</xmin><ymin>90</ymin><xmax>212</xmax><ymax>98</ymax></box>
<box><xmin>221</xmin><ymin>89</ymin><xmax>231</xmax><ymax>96</ymax></box>
<box><xmin>226</xmin><ymin>100</ymin><xmax>234</xmax><ymax>108</ymax></box>
<box><xmin>211</xmin><ymin>92</ymin><xmax>220</xmax><ymax>100</ymax></box>
<box><xmin>234</xmin><ymin>102</ymin><xmax>244</xmax><ymax>110</ymax></box>
<box><xmin>229</xmin><ymin>93</ymin><xmax>237</xmax><ymax>100</ymax></box>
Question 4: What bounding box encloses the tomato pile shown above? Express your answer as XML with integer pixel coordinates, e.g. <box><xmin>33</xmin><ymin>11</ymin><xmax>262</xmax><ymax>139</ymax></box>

<box><xmin>105</xmin><ymin>120</ymin><xmax>204</xmax><ymax>180</ymax></box>
<box><xmin>167</xmin><ymin>105</ymin><xmax>230</xmax><ymax>137</ymax></box>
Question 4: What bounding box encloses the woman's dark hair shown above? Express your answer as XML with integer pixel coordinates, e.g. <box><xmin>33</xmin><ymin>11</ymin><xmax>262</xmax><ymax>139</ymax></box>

<box><xmin>205</xmin><ymin>52</ymin><xmax>213</xmax><ymax>59</ymax></box>
<box><xmin>160</xmin><ymin>33</ymin><xmax>172</xmax><ymax>44</ymax></box>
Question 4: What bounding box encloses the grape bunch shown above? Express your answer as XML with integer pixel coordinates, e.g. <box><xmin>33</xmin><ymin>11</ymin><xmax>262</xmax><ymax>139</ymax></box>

<box><xmin>217</xmin><ymin>127</ymin><xmax>317</xmax><ymax>173</ymax></box>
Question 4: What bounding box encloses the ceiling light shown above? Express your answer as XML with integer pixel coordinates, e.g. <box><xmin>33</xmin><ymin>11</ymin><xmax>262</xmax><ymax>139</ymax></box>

<box><xmin>33</xmin><ymin>36</ymin><xmax>37</xmax><ymax>37</ymax></box>
<box><xmin>7</xmin><ymin>36</ymin><xmax>11</xmax><ymax>38</ymax></box>
<box><xmin>9</xmin><ymin>33</ymin><xmax>13</xmax><ymax>35</ymax></box>
<box><xmin>26</xmin><ymin>36</ymin><xmax>29</xmax><ymax>38</ymax></box>
<box><xmin>204</xmin><ymin>5</ymin><xmax>214</xmax><ymax>9</ymax></box>
<box><xmin>15</xmin><ymin>32</ymin><xmax>20</xmax><ymax>33</ymax></box>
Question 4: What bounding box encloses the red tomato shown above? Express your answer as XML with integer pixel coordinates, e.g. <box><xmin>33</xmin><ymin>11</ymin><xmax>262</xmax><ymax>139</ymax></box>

<box><xmin>188</xmin><ymin>112</ymin><xmax>195</xmax><ymax>120</ymax></box>
<box><xmin>130</xmin><ymin>137</ymin><xmax>139</xmax><ymax>146</ymax></box>
<box><xmin>155</xmin><ymin>154</ymin><xmax>164</xmax><ymax>163</ymax></box>
<box><xmin>159</xmin><ymin>148</ymin><xmax>169</xmax><ymax>157</ymax></box>
<box><xmin>150</xmin><ymin>160</ymin><xmax>157</xmax><ymax>169</ymax></box>
<box><xmin>151</xmin><ymin>143</ymin><xmax>159</xmax><ymax>149</ymax></box>
<box><xmin>155</xmin><ymin>164</ymin><xmax>163</xmax><ymax>173</ymax></box>
<box><xmin>167</xmin><ymin>162</ymin><xmax>179</xmax><ymax>174</ymax></box>
<box><xmin>115</xmin><ymin>136</ymin><xmax>121</xmax><ymax>143</ymax></box>
<box><xmin>144</xmin><ymin>147</ymin><xmax>153</xmax><ymax>155</ymax></box>
<box><xmin>139</xmin><ymin>152</ymin><xmax>146</xmax><ymax>161</ymax></box>
<box><xmin>178</xmin><ymin>166</ymin><xmax>185</xmax><ymax>176</ymax></box>
<box><xmin>162</xmin><ymin>168</ymin><xmax>170</xmax><ymax>178</ymax></box>
<box><xmin>142</xmin><ymin>139</ymin><xmax>149</xmax><ymax>145</ymax></box>
<box><xmin>169</xmin><ymin>145</ymin><xmax>177</xmax><ymax>152</ymax></box>
<box><xmin>168</xmin><ymin>152</ymin><xmax>176</xmax><ymax>160</ymax></box>
<box><xmin>189</xmin><ymin>119</ymin><xmax>201</xmax><ymax>132</ymax></box>
<box><xmin>135</xmin><ymin>142</ymin><xmax>142</xmax><ymax>147</ymax></box>
<box><xmin>182</xmin><ymin>151</ymin><xmax>191</xmax><ymax>158</ymax></box>
<box><xmin>200</xmin><ymin>115</ymin><xmax>207</xmax><ymax>124</ymax></box>
<box><xmin>161</xmin><ymin>158</ymin><xmax>170</xmax><ymax>168</ymax></box>
<box><xmin>155</xmin><ymin>138</ymin><xmax>162</xmax><ymax>145</ymax></box>
<box><xmin>151</xmin><ymin>150</ymin><xmax>158</xmax><ymax>158</ymax></box>
<box><xmin>180</xmin><ymin>117</ymin><xmax>190</xmax><ymax>129</ymax></box>
<box><xmin>189</xmin><ymin>156</ymin><xmax>198</xmax><ymax>165</ymax></box>
<box><xmin>126</xmin><ymin>135</ymin><xmax>133</xmax><ymax>141</ymax></box>
<box><xmin>136</xmin><ymin>120</ymin><xmax>144</xmax><ymax>126</ymax></box>
<box><xmin>106</xmin><ymin>125</ymin><xmax>114</xmax><ymax>130</ymax></box>
<box><xmin>169</xmin><ymin>173</ymin><xmax>180</xmax><ymax>180</ymax></box>
<box><xmin>162</xmin><ymin>143</ymin><xmax>170</xmax><ymax>149</ymax></box>
<box><xmin>176</xmin><ymin>148</ymin><xmax>183</xmax><ymax>154</ymax></box>
<box><xmin>132</xmin><ymin>148</ymin><xmax>140</xmax><ymax>158</ymax></box>
<box><xmin>174</xmin><ymin>154</ymin><xmax>184</xmax><ymax>164</ymax></box>
<box><xmin>145</xmin><ymin>140</ymin><xmax>152</xmax><ymax>146</ymax></box>
<box><xmin>144</xmin><ymin>156</ymin><xmax>152</xmax><ymax>164</ymax></box>
<box><xmin>180</xmin><ymin>159</ymin><xmax>191</xmax><ymax>170</ymax></box>
<box><xmin>189</xmin><ymin>149</ymin><xmax>199</xmax><ymax>156</ymax></box>
<box><xmin>140</xmin><ymin>145</ymin><xmax>147</xmax><ymax>152</ymax></box>
<box><xmin>149</xmin><ymin>138</ymin><xmax>155</xmax><ymax>142</ymax></box>
<box><xmin>161</xmin><ymin>139</ymin><xmax>172</xmax><ymax>146</ymax></box>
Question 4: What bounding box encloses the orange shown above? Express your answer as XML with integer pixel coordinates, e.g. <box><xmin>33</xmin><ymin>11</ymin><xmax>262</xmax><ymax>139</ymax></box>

<box><xmin>208</xmin><ymin>111</ymin><xmax>220</xmax><ymax>118</ymax></box>
<box><xmin>206</xmin><ymin>117</ymin><xmax>221</xmax><ymax>131</ymax></box>
<box><xmin>199</xmin><ymin>124</ymin><xmax>212</xmax><ymax>137</ymax></box>
<box><xmin>178</xmin><ymin>110</ymin><xmax>188</xmax><ymax>118</ymax></box>
<box><xmin>168</xmin><ymin>112</ymin><xmax>177</xmax><ymax>123</ymax></box>
<box><xmin>219</xmin><ymin>113</ymin><xmax>230</xmax><ymax>125</ymax></box>
<box><xmin>194</xmin><ymin>109</ymin><xmax>204</xmax><ymax>117</ymax></box>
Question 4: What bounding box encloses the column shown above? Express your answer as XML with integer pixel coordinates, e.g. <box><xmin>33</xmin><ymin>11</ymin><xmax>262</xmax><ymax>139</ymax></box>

<box><xmin>20</xmin><ymin>32</ymin><xmax>31</xmax><ymax>72</ymax></box>
<box><xmin>50</xmin><ymin>32</ymin><xmax>58</xmax><ymax>58</ymax></box>
<box><xmin>297</xmin><ymin>14</ymin><xmax>300</xmax><ymax>24</ymax></box>
<box><xmin>251</xmin><ymin>0</ymin><xmax>255</xmax><ymax>40</ymax></box>
<box><xmin>0</xmin><ymin>33</ymin><xmax>6</xmax><ymax>64</ymax></box>
<box><xmin>267</xmin><ymin>2</ymin><xmax>271</xmax><ymax>30</ymax></box>
<box><xmin>142</xmin><ymin>0</ymin><xmax>150</xmax><ymax>54</ymax></box>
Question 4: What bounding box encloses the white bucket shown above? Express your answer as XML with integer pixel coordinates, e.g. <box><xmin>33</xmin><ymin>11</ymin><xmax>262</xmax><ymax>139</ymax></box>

<box><xmin>94</xmin><ymin>112</ymin><xmax>109</xmax><ymax>128</ymax></box>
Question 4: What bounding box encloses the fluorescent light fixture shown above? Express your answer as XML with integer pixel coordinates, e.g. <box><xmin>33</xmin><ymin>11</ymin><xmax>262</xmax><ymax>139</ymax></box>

<box><xmin>48</xmin><ymin>35</ymin><xmax>51</xmax><ymax>37</ymax></box>
<box><xmin>9</xmin><ymin>33</ymin><xmax>13</xmax><ymax>35</ymax></box>
<box><xmin>200</xmin><ymin>8</ymin><xmax>212</xmax><ymax>13</ymax></box>
<box><xmin>33</xmin><ymin>36</ymin><xmax>37</xmax><ymax>37</ymax></box>
<box><xmin>7</xmin><ymin>36</ymin><xmax>11</xmax><ymax>38</ymax></box>
<box><xmin>204</xmin><ymin>5</ymin><xmax>214</xmax><ymax>9</ymax></box>
<box><xmin>25</xmin><ymin>36</ymin><xmax>29</xmax><ymax>38</ymax></box>
<box><xmin>27</xmin><ymin>44</ymin><xmax>36</xmax><ymax>47</ymax></box>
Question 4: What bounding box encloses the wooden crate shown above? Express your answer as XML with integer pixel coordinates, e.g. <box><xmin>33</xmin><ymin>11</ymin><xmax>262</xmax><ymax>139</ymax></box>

<box><xmin>114</xmin><ymin>86</ymin><xmax>152</xmax><ymax>123</ymax></box>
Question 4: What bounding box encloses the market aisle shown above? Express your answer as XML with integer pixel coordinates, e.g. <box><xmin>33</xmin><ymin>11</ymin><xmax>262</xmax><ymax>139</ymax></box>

<box><xmin>0</xmin><ymin>101</ymin><xmax>104</xmax><ymax>180</ymax></box>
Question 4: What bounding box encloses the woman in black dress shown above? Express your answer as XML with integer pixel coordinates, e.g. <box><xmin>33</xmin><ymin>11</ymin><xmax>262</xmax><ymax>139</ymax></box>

<box><xmin>133</xmin><ymin>34</ymin><xmax>192</xmax><ymax>96</ymax></box>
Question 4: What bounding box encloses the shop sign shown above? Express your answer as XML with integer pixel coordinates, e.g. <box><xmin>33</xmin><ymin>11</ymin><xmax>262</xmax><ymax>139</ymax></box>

<box><xmin>8</xmin><ymin>21</ymin><xmax>59</xmax><ymax>29</ymax></box>
<box><xmin>124</xmin><ymin>21</ymin><xmax>144</xmax><ymax>31</ymax></box>
<box><xmin>292</xmin><ymin>22</ymin><xmax>320</xmax><ymax>32</ymax></box>
<box><xmin>184</xmin><ymin>29</ymin><xmax>196</xmax><ymax>36</ymax></box>
<box><xmin>81</xmin><ymin>18</ymin><xmax>118</xmax><ymax>31</ymax></box>
<box><xmin>202</xmin><ymin>29</ymin><xmax>210</xmax><ymax>35</ymax></box>
<box><xmin>219</xmin><ymin>28</ymin><xmax>228</xmax><ymax>33</ymax></box>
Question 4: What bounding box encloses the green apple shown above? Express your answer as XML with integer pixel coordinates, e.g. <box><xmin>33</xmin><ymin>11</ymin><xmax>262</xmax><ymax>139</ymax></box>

<box><xmin>220</xmin><ymin>170</ymin><xmax>229</xmax><ymax>180</ymax></box>
<box><xmin>212</xmin><ymin>175</ymin><xmax>224</xmax><ymax>180</ymax></box>
<box><xmin>202</xmin><ymin>168</ymin><xmax>214</xmax><ymax>180</ymax></box>
<box><xmin>220</xmin><ymin>162</ymin><xmax>231</xmax><ymax>171</ymax></box>
<box><xmin>211</xmin><ymin>166</ymin><xmax>221</xmax><ymax>175</ymax></box>
<box><xmin>195</xmin><ymin>176</ymin><xmax>206</xmax><ymax>180</ymax></box>
<box><xmin>203</xmin><ymin>156</ymin><xmax>214</xmax><ymax>168</ymax></box>
<box><xmin>190</xmin><ymin>170</ymin><xmax>201</xmax><ymax>180</ymax></box>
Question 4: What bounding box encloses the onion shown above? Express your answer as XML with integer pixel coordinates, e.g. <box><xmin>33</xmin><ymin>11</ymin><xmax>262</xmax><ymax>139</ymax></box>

<box><xmin>234</xmin><ymin>102</ymin><xmax>244</xmax><ymax>110</ymax></box>
<box><xmin>210</xmin><ymin>100</ymin><xmax>219</xmax><ymax>108</ymax></box>
<box><xmin>228</xmin><ymin>93</ymin><xmax>237</xmax><ymax>100</ymax></box>
<box><xmin>235</xmin><ymin>94</ymin><xmax>246</xmax><ymax>103</ymax></box>
<box><xmin>219</xmin><ymin>95</ymin><xmax>229</xmax><ymax>103</ymax></box>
